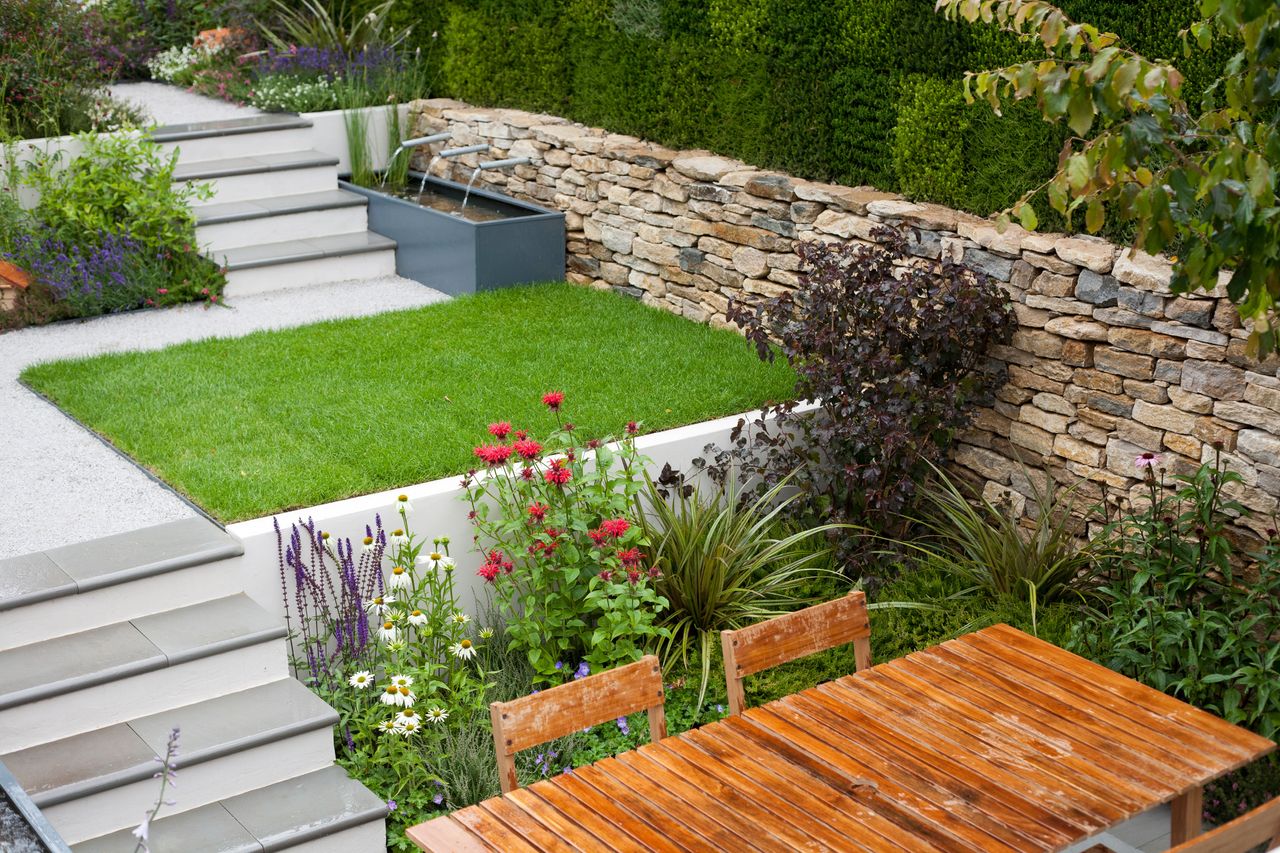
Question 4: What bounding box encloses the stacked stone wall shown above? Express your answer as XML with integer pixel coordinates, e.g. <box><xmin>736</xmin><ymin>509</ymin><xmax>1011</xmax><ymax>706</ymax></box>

<box><xmin>409</xmin><ymin>98</ymin><xmax>1280</xmax><ymax>542</ymax></box>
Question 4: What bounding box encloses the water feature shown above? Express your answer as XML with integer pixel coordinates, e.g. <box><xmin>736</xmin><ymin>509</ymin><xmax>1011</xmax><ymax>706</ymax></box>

<box><xmin>421</xmin><ymin>144</ymin><xmax>490</xmax><ymax>196</ymax></box>
<box><xmin>461</xmin><ymin>157</ymin><xmax>534</xmax><ymax>209</ymax></box>
<box><xmin>381</xmin><ymin>131</ymin><xmax>453</xmax><ymax>191</ymax></box>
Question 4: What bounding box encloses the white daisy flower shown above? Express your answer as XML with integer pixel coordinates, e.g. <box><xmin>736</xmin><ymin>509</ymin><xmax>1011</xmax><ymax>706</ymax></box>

<box><xmin>395</xmin><ymin>708</ymin><xmax>420</xmax><ymax>727</ymax></box>
<box><xmin>376</xmin><ymin>718</ymin><xmax>398</xmax><ymax>734</ymax></box>
<box><xmin>362</xmin><ymin>535</ymin><xmax>378</xmax><ymax>554</ymax></box>
<box><xmin>451</xmin><ymin>611</ymin><xmax>470</xmax><ymax>625</ymax></box>
<box><xmin>450</xmin><ymin>639</ymin><xmax>478</xmax><ymax>660</ymax></box>
<box><xmin>389</xmin><ymin>529</ymin><xmax>408</xmax><ymax>548</ymax></box>
<box><xmin>408</xmin><ymin>609</ymin><xmax>428</xmax><ymax>628</ymax></box>
<box><xmin>424</xmin><ymin>706</ymin><xmax>449</xmax><ymax>724</ymax></box>
<box><xmin>390</xmin><ymin>674</ymin><xmax>414</xmax><ymax>689</ymax></box>
<box><xmin>378</xmin><ymin>620</ymin><xmax>399</xmax><ymax>643</ymax></box>
<box><xmin>479</xmin><ymin>627</ymin><xmax>494</xmax><ymax>640</ymax></box>
<box><xmin>417</xmin><ymin>552</ymin><xmax>455</xmax><ymax>573</ymax></box>
<box><xmin>395</xmin><ymin>687</ymin><xmax>416</xmax><ymax>707</ymax></box>
<box><xmin>348</xmin><ymin>670</ymin><xmax>374</xmax><ymax>689</ymax></box>
<box><xmin>388</xmin><ymin>566</ymin><xmax>412</xmax><ymax>590</ymax></box>
<box><xmin>395</xmin><ymin>494</ymin><xmax>414</xmax><ymax>515</ymax></box>
<box><xmin>366</xmin><ymin>595</ymin><xmax>396</xmax><ymax>616</ymax></box>
<box><xmin>396</xmin><ymin>718</ymin><xmax>420</xmax><ymax>737</ymax></box>
<box><xmin>380</xmin><ymin>685</ymin><xmax>401</xmax><ymax>705</ymax></box>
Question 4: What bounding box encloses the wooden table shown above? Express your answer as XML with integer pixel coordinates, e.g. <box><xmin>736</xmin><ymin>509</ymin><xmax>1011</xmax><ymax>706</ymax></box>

<box><xmin>407</xmin><ymin>624</ymin><xmax>1276</xmax><ymax>852</ymax></box>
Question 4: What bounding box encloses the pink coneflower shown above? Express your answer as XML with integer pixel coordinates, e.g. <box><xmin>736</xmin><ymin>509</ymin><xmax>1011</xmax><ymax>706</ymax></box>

<box><xmin>1134</xmin><ymin>452</ymin><xmax>1162</xmax><ymax>469</ymax></box>
<box><xmin>542</xmin><ymin>391</ymin><xmax>565</xmax><ymax>411</ymax></box>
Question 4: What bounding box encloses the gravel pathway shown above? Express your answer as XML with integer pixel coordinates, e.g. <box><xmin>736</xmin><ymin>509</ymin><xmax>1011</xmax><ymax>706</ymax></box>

<box><xmin>109</xmin><ymin>81</ymin><xmax>263</xmax><ymax>126</ymax></box>
<box><xmin>0</xmin><ymin>277</ymin><xmax>448</xmax><ymax>559</ymax></box>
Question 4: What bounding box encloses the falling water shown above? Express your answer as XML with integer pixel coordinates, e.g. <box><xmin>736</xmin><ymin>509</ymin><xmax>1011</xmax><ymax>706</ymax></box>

<box><xmin>461</xmin><ymin>167</ymin><xmax>483</xmax><ymax>210</ymax></box>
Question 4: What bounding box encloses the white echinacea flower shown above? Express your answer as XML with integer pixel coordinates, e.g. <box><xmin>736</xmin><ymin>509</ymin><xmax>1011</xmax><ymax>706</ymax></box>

<box><xmin>376</xmin><ymin>718</ymin><xmax>398</xmax><ymax>734</ymax></box>
<box><xmin>390</xmin><ymin>674</ymin><xmax>414</xmax><ymax>690</ymax></box>
<box><xmin>424</xmin><ymin>706</ymin><xmax>449</xmax><ymax>724</ymax></box>
<box><xmin>418</xmin><ymin>551</ymin><xmax>455</xmax><ymax>573</ymax></box>
<box><xmin>395</xmin><ymin>494</ymin><xmax>413</xmax><ymax>515</ymax></box>
<box><xmin>366</xmin><ymin>595</ymin><xmax>396</xmax><ymax>616</ymax></box>
<box><xmin>378</xmin><ymin>620</ymin><xmax>399</xmax><ymax>643</ymax></box>
<box><xmin>388</xmin><ymin>565</ymin><xmax>412</xmax><ymax>590</ymax></box>
<box><xmin>408</xmin><ymin>609</ymin><xmax>428</xmax><ymax>628</ymax></box>
<box><xmin>389</xmin><ymin>529</ymin><xmax>409</xmax><ymax>548</ymax></box>
<box><xmin>450</xmin><ymin>639</ymin><xmax>478</xmax><ymax>660</ymax></box>
<box><xmin>348</xmin><ymin>670</ymin><xmax>374</xmax><ymax>689</ymax></box>
<box><xmin>479</xmin><ymin>627</ymin><xmax>494</xmax><ymax>640</ymax></box>
<box><xmin>451</xmin><ymin>611</ymin><xmax>470</xmax><ymax>625</ymax></box>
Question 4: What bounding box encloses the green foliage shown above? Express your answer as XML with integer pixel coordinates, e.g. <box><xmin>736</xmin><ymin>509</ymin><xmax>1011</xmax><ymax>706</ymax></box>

<box><xmin>902</xmin><ymin>465</ymin><xmax>1099</xmax><ymax>605</ymax></box>
<box><xmin>893</xmin><ymin>77</ymin><xmax>970</xmax><ymax>209</ymax></box>
<box><xmin>1070</xmin><ymin>455</ymin><xmax>1280</xmax><ymax>740</ymax></box>
<box><xmin>21</xmin><ymin>131</ymin><xmax>206</xmax><ymax>256</ymax></box>
<box><xmin>638</xmin><ymin>472</ymin><xmax>846</xmax><ymax>709</ymax></box>
<box><xmin>939</xmin><ymin>0</ymin><xmax>1280</xmax><ymax>354</ymax></box>
<box><xmin>258</xmin><ymin>0</ymin><xmax>412</xmax><ymax>54</ymax></box>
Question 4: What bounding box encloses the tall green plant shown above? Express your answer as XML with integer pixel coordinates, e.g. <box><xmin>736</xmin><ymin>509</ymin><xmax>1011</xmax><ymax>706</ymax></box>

<box><xmin>900</xmin><ymin>464</ymin><xmax>1098</xmax><ymax>605</ymax></box>
<box><xmin>638</xmin><ymin>472</ymin><xmax>849</xmax><ymax>710</ymax></box>
<box><xmin>259</xmin><ymin>0</ymin><xmax>411</xmax><ymax>53</ymax></box>
<box><xmin>342</xmin><ymin>100</ymin><xmax>374</xmax><ymax>187</ymax></box>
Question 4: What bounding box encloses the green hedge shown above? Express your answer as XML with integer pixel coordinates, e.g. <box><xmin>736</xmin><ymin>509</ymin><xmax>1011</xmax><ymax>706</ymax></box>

<box><xmin>412</xmin><ymin>0</ymin><xmax>1232</xmax><ymax>222</ymax></box>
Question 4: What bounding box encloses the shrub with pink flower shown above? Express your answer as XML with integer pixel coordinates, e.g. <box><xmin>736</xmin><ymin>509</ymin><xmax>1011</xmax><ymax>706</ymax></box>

<box><xmin>462</xmin><ymin>393</ymin><xmax>667</xmax><ymax>680</ymax></box>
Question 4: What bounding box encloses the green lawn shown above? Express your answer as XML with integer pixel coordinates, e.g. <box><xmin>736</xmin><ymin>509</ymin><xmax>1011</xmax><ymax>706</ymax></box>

<box><xmin>24</xmin><ymin>284</ymin><xmax>795</xmax><ymax>521</ymax></box>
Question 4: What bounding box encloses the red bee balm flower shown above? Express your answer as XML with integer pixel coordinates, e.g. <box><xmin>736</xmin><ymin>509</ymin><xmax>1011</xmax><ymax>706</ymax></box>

<box><xmin>544</xmin><ymin>459</ymin><xmax>572</xmax><ymax>486</ymax></box>
<box><xmin>626</xmin><ymin>421</ymin><xmax>639</xmax><ymax>435</ymax></box>
<box><xmin>618</xmin><ymin>547</ymin><xmax>644</xmax><ymax>565</ymax></box>
<box><xmin>588</xmin><ymin>529</ymin><xmax>608</xmax><ymax>546</ymax></box>
<box><xmin>513</xmin><ymin>438</ymin><xmax>542</xmax><ymax>460</ymax></box>
<box><xmin>542</xmin><ymin>391</ymin><xmax>565</xmax><ymax>411</ymax></box>
<box><xmin>488</xmin><ymin>421</ymin><xmax>512</xmax><ymax>439</ymax></box>
<box><xmin>527</xmin><ymin>503</ymin><xmax>548</xmax><ymax>521</ymax></box>
<box><xmin>601</xmin><ymin>518</ymin><xmax>630</xmax><ymax>538</ymax></box>
<box><xmin>473</xmin><ymin>444</ymin><xmax>512</xmax><ymax>466</ymax></box>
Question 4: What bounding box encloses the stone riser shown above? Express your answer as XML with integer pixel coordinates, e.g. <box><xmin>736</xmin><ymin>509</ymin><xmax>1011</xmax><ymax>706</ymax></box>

<box><xmin>45</xmin><ymin>728</ymin><xmax>335</xmax><ymax>844</ymax></box>
<box><xmin>222</xmin><ymin>250</ymin><xmax>397</xmax><ymax>297</ymax></box>
<box><xmin>0</xmin><ymin>641</ymin><xmax>286</xmax><ymax>753</ymax></box>
<box><xmin>160</xmin><ymin>128</ymin><xmax>315</xmax><ymax>165</ymax></box>
<box><xmin>0</xmin><ymin>558</ymin><xmax>242</xmax><ymax>653</ymax></box>
<box><xmin>199</xmin><ymin>205</ymin><xmax>368</xmax><ymax>253</ymax></box>
<box><xmin>181</xmin><ymin>166</ymin><xmax>336</xmax><ymax>205</ymax></box>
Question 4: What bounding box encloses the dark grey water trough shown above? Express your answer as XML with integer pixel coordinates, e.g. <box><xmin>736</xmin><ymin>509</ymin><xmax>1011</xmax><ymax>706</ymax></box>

<box><xmin>341</xmin><ymin>172</ymin><xmax>565</xmax><ymax>296</ymax></box>
<box><xmin>0</xmin><ymin>760</ymin><xmax>70</xmax><ymax>852</ymax></box>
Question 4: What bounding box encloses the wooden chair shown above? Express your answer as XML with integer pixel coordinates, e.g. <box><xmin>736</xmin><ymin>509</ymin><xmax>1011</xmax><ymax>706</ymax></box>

<box><xmin>720</xmin><ymin>590</ymin><xmax>871</xmax><ymax>716</ymax></box>
<box><xmin>489</xmin><ymin>654</ymin><xmax>666</xmax><ymax>793</ymax></box>
<box><xmin>1165</xmin><ymin>795</ymin><xmax>1280</xmax><ymax>853</ymax></box>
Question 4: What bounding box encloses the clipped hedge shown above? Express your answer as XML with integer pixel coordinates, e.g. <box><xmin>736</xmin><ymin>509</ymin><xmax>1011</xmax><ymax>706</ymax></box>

<box><xmin>416</xmin><ymin>0</ymin><xmax>1232</xmax><ymax>222</ymax></box>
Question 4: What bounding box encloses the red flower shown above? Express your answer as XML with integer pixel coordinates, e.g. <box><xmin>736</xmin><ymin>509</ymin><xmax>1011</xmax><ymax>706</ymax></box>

<box><xmin>564</xmin><ymin>422</ymin><xmax>576</xmax><ymax>432</ymax></box>
<box><xmin>626</xmin><ymin>421</ymin><xmax>639</xmax><ymax>435</ymax></box>
<box><xmin>521</xmin><ymin>466</ymin><xmax>534</xmax><ymax>480</ymax></box>
<box><xmin>474</xmin><ymin>444</ymin><xmax>512</xmax><ymax>466</ymax></box>
<box><xmin>477</xmin><ymin>562</ymin><xmax>500</xmax><ymax>583</ymax></box>
<box><xmin>599</xmin><ymin>570</ymin><xmax>613</xmax><ymax>582</ymax></box>
<box><xmin>514</xmin><ymin>438</ymin><xmax>542</xmax><ymax>460</ymax></box>
<box><xmin>601</xmin><ymin>518</ymin><xmax>630</xmax><ymax>538</ymax></box>
<box><xmin>627</xmin><ymin>570</ymin><xmax>640</xmax><ymax>584</ymax></box>
<box><xmin>617</xmin><ymin>547</ymin><xmax>644</xmax><ymax>565</ymax></box>
<box><xmin>648</xmin><ymin>565</ymin><xmax>661</xmax><ymax>579</ymax></box>
<box><xmin>515</xmin><ymin>429</ymin><xmax>528</xmax><ymax>440</ymax></box>
<box><xmin>544</xmin><ymin>459</ymin><xmax>572</xmax><ymax>486</ymax></box>
<box><xmin>481</xmin><ymin>548</ymin><xmax>513</xmax><ymax>577</ymax></box>
<box><xmin>528</xmin><ymin>503</ymin><xmax>548</xmax><ymax>521</ymax></box>
<box><xmin>542</xmin><ymin>391</ymin><xmax>565</xmax><ymax>411</ymax></box>
<box><xmin>586</xmin><ymin>438</ymin><xmax>601</xmax><ymax>449</ymax></box>
<box><xmin>588</xmin><ymin>529</ymin><xmax>608</xmax><ymax>546</ymax></box>
<box><xmin>157</xmin><ymin>288</ymin><xmax>168</xmax><ymax>295</ymax></box>
<box><xmin>488</xmin><ymin>421</ymin><xmax>512</xmax><ymax>439</ymax></box>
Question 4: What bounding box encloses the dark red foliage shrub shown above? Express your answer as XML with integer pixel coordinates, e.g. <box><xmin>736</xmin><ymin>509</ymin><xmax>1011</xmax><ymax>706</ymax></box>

<box><xmin>719</xmin><ymin>227</ymin><xmax>1015</xmax><ymax>576</ymax></box>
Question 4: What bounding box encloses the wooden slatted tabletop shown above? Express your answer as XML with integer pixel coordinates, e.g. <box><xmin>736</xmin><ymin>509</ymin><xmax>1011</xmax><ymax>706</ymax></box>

<box><xmin>407</xmin><ymin>624</ymin><xmax>1276</xmax><ymax>852</ymax></box>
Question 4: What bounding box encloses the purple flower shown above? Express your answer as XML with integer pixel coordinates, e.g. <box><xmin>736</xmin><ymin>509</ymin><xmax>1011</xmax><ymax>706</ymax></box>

<box><xmin>386</xmin><ymin>799</ymin><xmax>397</xmax><ymax>811</ymax></box>
<box><xmin>616</xmin><ymin>716</ymin><xmax>630</xmax><ymax>736</ymax></box>
<box><xmin>573</xmin><ymin>661</ymin><xmax>590</xmax><ymax>680</ymax></box>
<box><xmin>431</xmin><ymin>793</ymin><xmax>443</xmax><ymax>805</ymax></box>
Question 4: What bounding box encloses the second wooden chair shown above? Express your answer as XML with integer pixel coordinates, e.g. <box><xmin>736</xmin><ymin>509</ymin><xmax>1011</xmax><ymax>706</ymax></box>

<box><xmin>720</xmin><ymin>590</ymin><xmax>872</xmax><ymax>716</ymax></box>
<box><xmin>488</xmin><ymin>654</ymin><xmax>667</xmax><ymax>793</ymax></box>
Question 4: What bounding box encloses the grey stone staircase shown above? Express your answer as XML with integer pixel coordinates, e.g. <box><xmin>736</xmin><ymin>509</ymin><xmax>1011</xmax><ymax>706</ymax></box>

<box><xmin>0</xmin><ymin>519</ymin><xmax>386</xmax><ymax>851</ymax></box>
<box><xmin>154</xmin><ymin>114</ymin><xmax>398</xmax><ymax>297</ymax></box>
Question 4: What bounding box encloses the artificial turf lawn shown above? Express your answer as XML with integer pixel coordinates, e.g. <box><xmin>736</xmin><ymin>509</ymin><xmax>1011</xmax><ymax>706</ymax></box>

<box><xmin>23</xmin><ymin>283</ymin><xmax>796</xmax><ymax>522</ymax></box>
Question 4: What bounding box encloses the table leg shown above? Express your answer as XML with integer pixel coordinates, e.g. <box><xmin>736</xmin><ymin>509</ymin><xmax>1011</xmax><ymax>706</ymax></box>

<box><xmin>1171</xmin><ymin>786</ymin><xmax>1204</xmax><ymax>845</ymax></box>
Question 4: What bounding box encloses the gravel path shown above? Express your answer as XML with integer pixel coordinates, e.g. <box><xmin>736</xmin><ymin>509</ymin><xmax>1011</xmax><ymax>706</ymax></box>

<box><xmin>0</xmin><ymin>277</ymin><xmax>448</xmax><ymax>558</ymax></box>
<box><xmin>109</xmin><ymin>81</ymin><xmax>264</xmax><ymax>126</ymax></box>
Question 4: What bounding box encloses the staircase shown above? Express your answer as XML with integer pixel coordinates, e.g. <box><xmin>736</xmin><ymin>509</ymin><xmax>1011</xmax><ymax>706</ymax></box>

<box><xmin>154</xmin><ymin>114</ymin><xmax>398</xmax><ymax>297</ymax></box>
<box><xmin>0</xmin><ymin>518</ymin><xmax>387</xmax><ymax>851</ymax></box>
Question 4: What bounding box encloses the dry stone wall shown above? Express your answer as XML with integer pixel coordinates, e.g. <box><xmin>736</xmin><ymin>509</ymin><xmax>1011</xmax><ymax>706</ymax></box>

<box><xmin>409</xmin><ymin>98</ymin><xmax>1280</xmax><ymax>541</ymax></box>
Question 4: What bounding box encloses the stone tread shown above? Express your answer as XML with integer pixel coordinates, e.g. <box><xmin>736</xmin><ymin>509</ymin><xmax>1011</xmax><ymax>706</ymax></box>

<box><xmin>213</xmin><ymin>232</ymin><xmax>397</xmax><ymax>272</ymax></box>
<box><xmin>0</xmin><ymin>518</ymin><xmax>242</xmax><ymax>612</ymax></box>
<box><xmin>0</xmin><ymin>594</ymin><xmax>285</xmax><ymax>710</ymax></box>
<box><xmin>70</xmin><ymin>767</ymin><xmax>387</xmax><ymax>853</ymax></box>
<box><xmin>4</xmin><ymin>679</ymin><xmax>337</xmax><ymax>808</ymax></box>
<box><xmin>173</xmin><ymin>150</ymin><xmax>339</xmax><ymax>182</ymax></box>
<box><xmin>194</xmin><ymin>190</ymin><xmax>368</xmax><ymax>225</ymax></box>
<box><xmin>151</xmin><ymin>114</ymin><xmax>313</xmax><ymax>143</ymax></box>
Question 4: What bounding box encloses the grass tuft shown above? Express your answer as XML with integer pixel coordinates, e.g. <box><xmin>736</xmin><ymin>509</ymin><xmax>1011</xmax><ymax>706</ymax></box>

<box><xmin>22</xmin><ymin>284</ymin><xmax>795</xmax><ymax>521</ymax></box>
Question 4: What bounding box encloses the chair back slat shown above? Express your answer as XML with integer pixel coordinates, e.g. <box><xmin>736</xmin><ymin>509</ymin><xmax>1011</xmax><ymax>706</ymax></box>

<box><xmin>1166</xmin><ymin>796</ymin><xmax>1280</xmax><ymax>853</ymax></box>
<box><xmin>490</xmin><ymin>655</ymin><xmax>666</xmax><ymax>792</ymax></box>
<box><xmin>721</xmin><ymin>591</ymin><xmax>870</xmax><ymax>715</ymax></box>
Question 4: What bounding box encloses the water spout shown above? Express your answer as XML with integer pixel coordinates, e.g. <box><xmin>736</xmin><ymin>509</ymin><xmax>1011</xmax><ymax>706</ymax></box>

<box><xmin>421</xmin><ymin>143</ymin><xmax>490</xmax><ymax>196</ymax></box>
<box><xmin>460</xmin><ymin>157</ymin><xmax>534</xmax><ymax>209</ymax></box>
<box><xmin>381</xmin><ymin>132</ymin><xmax>453</xmax><ymax>190</ymax></box>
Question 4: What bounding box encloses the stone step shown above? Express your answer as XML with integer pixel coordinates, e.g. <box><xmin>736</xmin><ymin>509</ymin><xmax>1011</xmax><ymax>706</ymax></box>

<box><xmin>5</xmin><ymin>679</ymin><xmax>338</xmax><ymax>844</ymax></box>
<box><xmin>174</xmin><ymin>150</ymin><xmax>338</xmax><ymax>205</ymax></box>
<box><xmin>0</xmin><ymin>518</ymin><xmax>243</xmax><ymax>651</ymax></box>
<box><xmin>0</xmin><ymin>594</ymin><xmax>287</xmax><ymax>753</ymax></box>
<box><xmin>153</xmin><ymin>115</ymin><xmax>315</xmax><ymax>165</ymax></box>
<box><xmin>71</xmin><ymin>766</ymin><xmax>388</xmax><ymax>853</ymax></box>
<box><xmin>220</xmin><ymin>232</ymin><xmax>398</xmax><ymax>297</ymax></box>
<box><xmin>195</xmin><ymin>189</ymin><xmax>370</xmax><ymax>253</ymax></box>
